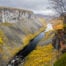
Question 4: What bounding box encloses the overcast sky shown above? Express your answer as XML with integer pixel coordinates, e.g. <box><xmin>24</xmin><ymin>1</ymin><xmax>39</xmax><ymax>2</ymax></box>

<box><xmin>0</xmin><ymin>0</ymin><xmax>66</xmax><ymax>15</ymax></box>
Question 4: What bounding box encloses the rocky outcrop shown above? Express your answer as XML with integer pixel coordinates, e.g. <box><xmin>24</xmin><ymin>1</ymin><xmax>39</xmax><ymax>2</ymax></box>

<box><xmin>0</xmin><ymin>7</ymin><xmax>34</xmax><ymax>23</ymax></box>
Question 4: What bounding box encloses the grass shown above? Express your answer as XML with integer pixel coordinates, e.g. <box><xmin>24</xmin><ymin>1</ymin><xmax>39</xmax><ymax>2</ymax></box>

<box><xmin>0</xmin><ymin>22</ymin><xmax>13</xmax><ymax>26</ymax></box>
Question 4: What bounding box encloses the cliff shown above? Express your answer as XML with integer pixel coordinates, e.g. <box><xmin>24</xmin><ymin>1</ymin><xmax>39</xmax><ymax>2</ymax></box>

<box><xmin>0</xmin><ymin>7</ymin><xmax>46</xmax><ymax>66</ymax></box>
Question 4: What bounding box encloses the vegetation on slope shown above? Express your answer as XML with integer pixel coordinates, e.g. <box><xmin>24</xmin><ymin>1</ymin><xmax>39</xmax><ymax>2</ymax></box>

<box><xmin>54</xmin><ymin>53</ymin><xmax>66</xmax><ymax>66</ymax></box>
<box><xmin>0</xmin><ymin>16</ymin><xmax>46</xmax><ymax>66</ymax></box>
<box><xmin>19</xmin><ymin>30</ymin><xmax>58</xmax><ymax>66</ymax></box>
<box><xmin>23</xmin><ymin>44</ymin><xmax>58</xmax><ymax>66</ymax></box>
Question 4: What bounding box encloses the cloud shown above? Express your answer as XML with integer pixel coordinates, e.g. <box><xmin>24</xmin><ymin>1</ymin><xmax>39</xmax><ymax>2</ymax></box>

<box><xmin>0</xmin><ymin>0</ymin><xmax>53</xmax><ymax>15</ymax></box>
<box><xmin>0</xmin><ymin>0</ymin><xmax>50</xmax><ymax>10</ymax></box>
<box><xmin>0</xmin><ymin>0</ymin><xmax>65</xmax><ymax>15</ymax></box>
<box><xmin>34</xmin><ymin>9</ymin><xmax>58</xmax><ymax>16</ymax></box>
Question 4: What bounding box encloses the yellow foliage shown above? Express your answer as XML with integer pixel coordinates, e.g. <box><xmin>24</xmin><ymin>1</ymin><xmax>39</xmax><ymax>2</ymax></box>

<box><xmin>23</xmin><ymin>44</ymin><xmax>58</xmax><ymax>66</ymax></box>
<box><xmin>0</xmin><ymin>22</ymin><xmax>13</xmax><ymax>26</ymax></box>
<box><xmin>55</xmin><ymin>24</ymin><xmax>63</xmax><ymax>30</ymax></box>
<box><xmin>51</xmin><ymin>18</ymin><xmax>63</xmax><ymax>30</ymax></box>
<box><xmin>0</xmin><ymin>30</ymin><xmax>5</xmax><ymax>44</ymax></box>
<box><xmin>23</xmin><ymin>36</ymin><xmax>30</xmax><ymax>46</ymax></box>
<box><xmin>0</xmin><ymin>38</ymin><xmax>3</xmax><ymax>44</ymax></box>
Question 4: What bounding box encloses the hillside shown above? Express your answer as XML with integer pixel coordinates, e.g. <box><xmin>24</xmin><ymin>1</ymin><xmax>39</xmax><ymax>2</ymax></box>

<box><xmin>0</xmin><ymin>7</ymin><xmax>47</xmax><ymax>66</ymax></box>
<box><xmin>19</xmin><ymin>30</ymin><xmax>59</xmax><ymax>66</ymax></box>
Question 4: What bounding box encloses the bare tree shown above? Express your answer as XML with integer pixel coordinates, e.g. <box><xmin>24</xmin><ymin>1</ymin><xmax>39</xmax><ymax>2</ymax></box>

<box><xmin>50</xmin><ymin>0</ymin><xmax>65</xmax><ymax>15</ymax></box>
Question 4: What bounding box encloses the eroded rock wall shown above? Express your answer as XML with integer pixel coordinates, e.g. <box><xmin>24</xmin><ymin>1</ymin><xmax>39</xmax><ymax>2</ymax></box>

<box><xmin>0</xmin><ymin>7</ymin><xmax>34</xmax><ymax>23</ymax></box>
<box><xmin>0</xmin><ymin>7</ymin><xmax>46</xmax><ymax>66</ymax></box>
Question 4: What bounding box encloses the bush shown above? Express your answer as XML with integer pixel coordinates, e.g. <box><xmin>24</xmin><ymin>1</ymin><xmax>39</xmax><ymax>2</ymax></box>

<box><xmin>54</xmin><ymin>53</ymin><xmax>66</xmax><ymax>66</ymax></box>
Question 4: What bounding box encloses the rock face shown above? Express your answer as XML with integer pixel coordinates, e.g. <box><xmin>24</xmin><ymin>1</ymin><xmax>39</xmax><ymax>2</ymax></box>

<box><xmin>0</xmin><ymin>7</ymin><xmax>46</xmax><ymax>66</ymax></box>
<box><xmin>0</xmin><ymin>7</ymin><xmax>34</xmax><ymax>23</ymax></box>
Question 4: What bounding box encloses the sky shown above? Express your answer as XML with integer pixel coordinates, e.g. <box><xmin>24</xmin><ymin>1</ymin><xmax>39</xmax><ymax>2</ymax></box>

<box><xmin>0</xmin><ymin>0</ymin><xmax>50</xmax><ymax>10</ymax></box>
<box><xmin>0</xmin><ymin>0</ymin><xmax>65</xmax><ymax>16</ymax></box>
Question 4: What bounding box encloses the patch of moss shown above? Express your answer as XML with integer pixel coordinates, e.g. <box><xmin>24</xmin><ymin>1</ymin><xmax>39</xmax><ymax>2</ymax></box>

<box><xmin>54</xmin><ymin>53</ymin><xmax>66</xmax><ymax>66</ymax></box>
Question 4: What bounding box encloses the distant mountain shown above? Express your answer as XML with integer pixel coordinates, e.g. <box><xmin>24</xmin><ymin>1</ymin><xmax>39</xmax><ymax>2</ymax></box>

<box><xmin>35</xmin><ymin>14</ymin><xmax>58</xmax><ymax>20</ymax></box>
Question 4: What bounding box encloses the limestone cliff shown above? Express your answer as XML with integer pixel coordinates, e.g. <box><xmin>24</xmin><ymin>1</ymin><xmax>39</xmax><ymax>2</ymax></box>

<box><xmin>0</xmin><ymin>7</ymin><xmax>46</xmax><ymax>66</ymax></box>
